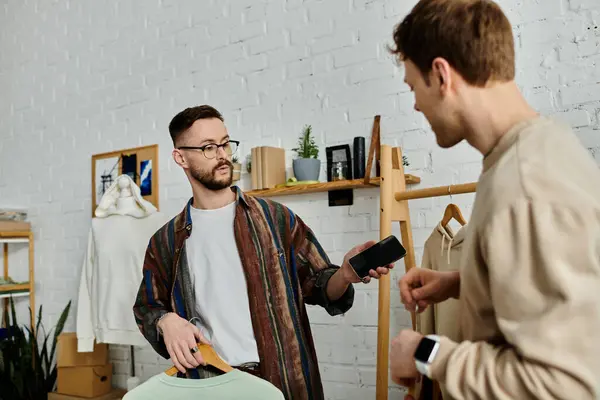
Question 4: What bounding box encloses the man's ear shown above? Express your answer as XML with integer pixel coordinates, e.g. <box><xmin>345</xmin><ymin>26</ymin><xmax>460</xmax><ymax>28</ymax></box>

<box><xmin>431</xmin><ymin>57</ymin><xmax>452</xmax><ymax>95</ymax></box>
<box><xmin>172</xmin><ymin>149</ymin><xmax>187</xmax><ymax>168</ymax></box>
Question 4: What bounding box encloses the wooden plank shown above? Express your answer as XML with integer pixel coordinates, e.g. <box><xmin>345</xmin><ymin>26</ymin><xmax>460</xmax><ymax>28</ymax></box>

<box><xmin>245</xmin><ymin>175</ymin><xmax>420</xmax><ymax>198</ymax></box>
<box><xmin>390</xmin><ymin>170</ymin><xmax>409</xmax><ymax>222</ymax></box>
<box><xmin>29</xmin><ymin>232</ymin><xmax>35</xmax><ymax>331</ymax></box>
<box><xmin>392</xmin><ymin>147</ymin><xmax>416</xmax><ymax>329</ymax></box>
<box><xmin>0</xmin><ymin>231</ymin><xmax>31</xmax><ymax>239</ymax></box>
<box><xmin>400</xmin><ymin>218</ymin><xmax>417</xmax><ymax>330</ymax></box>
<box><xmin>0</xmin><ymin>283</ymin><xmax>30</xmax><ymax>293</ymax></box>
<box><xmin>2</xmin><ymin>243</ymin><xmax>7</xmax><ymax>327</ymax></box>
<box><xmin>364</xmin><ymin>115</ymin><xmax>381</xmax><ymax>185</ymax></box>
<box><xmin>48</xmin><ymin>388</ymin><xmax>127</xmax><ymax>400</ymax></box>
<box><xmin>376</xmin><ymin>145</ymin><xmax>393</xmax><ymax>400</ymax></box>
<box><xmin>0</xmin><ymin>221</ymin><xmax>30</xmax><ymax>232</ymax></box>
<box><xmin>3</xmin><ymin>243</ymin><xmax>7</xmax><ymax>280</ymax></box>
<box><xmin>395</xmin><ymin>182</ymin><xmax>477</xmax><ymax>201</ymax></box>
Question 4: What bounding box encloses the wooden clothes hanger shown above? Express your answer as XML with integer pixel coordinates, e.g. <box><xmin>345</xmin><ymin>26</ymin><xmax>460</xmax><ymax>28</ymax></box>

<box><xmin>441</xmin><ymin>203</ymin><xmax>467</xmax><ymax>227</ymax></box>
<box><xmin>164</xmin><ymin>344</ymin><xmax>233</xmax><ymax>376</ymax></box>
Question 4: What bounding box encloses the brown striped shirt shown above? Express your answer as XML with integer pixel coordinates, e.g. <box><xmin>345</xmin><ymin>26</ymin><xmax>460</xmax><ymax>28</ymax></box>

<box><xmin>133</xmin><ymin>186</ymin><xmax>355</xmax><ymax>400</ymax></box>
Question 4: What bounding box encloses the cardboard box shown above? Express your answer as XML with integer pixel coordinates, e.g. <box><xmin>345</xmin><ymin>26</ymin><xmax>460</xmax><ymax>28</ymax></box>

<box><xmin>48</xmin><ymin>389</ymin><xmax>126</xmax><ymax>400</ymax></box>
<box><xmin>57</xmin><ymin>333</ymin><xmax>108</xmax><ymax>368</ymax></box>
<box><xmin>57</xmin><ymin>364</ymin><xmax>113</xmax><ymax>398</ymax></box>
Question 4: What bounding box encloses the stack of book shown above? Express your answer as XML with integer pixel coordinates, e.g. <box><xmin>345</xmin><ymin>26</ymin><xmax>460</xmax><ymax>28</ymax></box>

<box><xmin>251</xmin><ymin>146</ymin><xmax>286</xmax><ymax>190</ymax></box>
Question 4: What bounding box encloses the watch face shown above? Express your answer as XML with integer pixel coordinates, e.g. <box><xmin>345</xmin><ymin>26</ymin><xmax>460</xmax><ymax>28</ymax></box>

<box><xmin>414</xmin><ymin>337</ymin><xmax>437</xmax><ymax>362</ymax></box>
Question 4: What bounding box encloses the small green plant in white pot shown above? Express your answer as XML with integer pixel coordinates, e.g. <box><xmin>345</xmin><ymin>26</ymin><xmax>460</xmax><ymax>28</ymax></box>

<box><xmin>292</xmin><ymin>125</ymin><xmax>320</xmax><ymax>182</ymax></box>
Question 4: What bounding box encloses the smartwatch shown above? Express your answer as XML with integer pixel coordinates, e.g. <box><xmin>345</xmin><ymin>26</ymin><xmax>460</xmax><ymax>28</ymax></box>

<box><xmin>414</xmin><ymin>334</ymin><xmax>441</xmax><ymax>378</ymax></box>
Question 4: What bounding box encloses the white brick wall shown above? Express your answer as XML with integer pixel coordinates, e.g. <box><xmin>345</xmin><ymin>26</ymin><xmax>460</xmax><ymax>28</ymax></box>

<box><xmin>1</xmin><ymin>0</ymin><xmax>599</xmax><ymax>398</ymax></box>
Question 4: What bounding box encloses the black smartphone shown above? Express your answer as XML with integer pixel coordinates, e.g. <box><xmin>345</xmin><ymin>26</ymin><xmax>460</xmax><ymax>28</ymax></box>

<box><xmin>348</xmin><ymin>235</ymin><xmax>407</xmax><ymax>278</ymax></box>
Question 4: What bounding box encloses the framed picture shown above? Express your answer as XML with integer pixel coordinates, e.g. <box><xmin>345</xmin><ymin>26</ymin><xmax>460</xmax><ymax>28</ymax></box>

<box><xmin>326</xmin><ymin>144</ymin><xmax>353</xmax><ymax>182</ymax></box>
<box><xmin>326</xmin><ymin>144</ymin><xmax>353</xmax><ymax>207</ymax></box>
<box><xmin>91</xmin><ymin>144</ymin><xmax>159</xmax><ymax>217</ymax></box>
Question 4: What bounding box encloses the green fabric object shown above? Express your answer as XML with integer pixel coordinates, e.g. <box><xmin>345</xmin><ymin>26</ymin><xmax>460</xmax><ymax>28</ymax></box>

<box><xmin>123</xmin><ymin>370</ymin><xmax>284</xmax><ymax>400</ymax></box>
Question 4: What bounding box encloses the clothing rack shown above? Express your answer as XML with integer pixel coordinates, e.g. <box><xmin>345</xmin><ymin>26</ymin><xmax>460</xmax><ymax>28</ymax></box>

<box><xmin>375</xmin><ymin>144</ymin><xmax>477</xmax><ymax>400</ymax></box>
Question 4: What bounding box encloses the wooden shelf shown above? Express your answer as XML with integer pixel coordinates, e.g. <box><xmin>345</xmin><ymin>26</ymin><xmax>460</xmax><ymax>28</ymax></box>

<box><xmin>0</xmin><ymin>291</ymin><xmax>29</xmax><ymax>300</ymax></box>
<box><xmin>0</xmin><ymin>231</ymin><xmax>30</xmax><ymax>238</ymax></box>
<box><xmin>0</xmin><ymin>230</ymin><xmax>31</xmax><ymax>244</ymax></box>
<box><xmin>245</xmin><ymin>175</ymin><xmax>421</xmax><ymax>198</ymax></box>
<box><xmin>0</xmin><ymin>283</ymin><xmax>30</xmax><ymax>294</ymax></box>
<box><xmin>1</xmin><ymin>227</ymin><xmax>35</xmax><ymax>329</ymax></box>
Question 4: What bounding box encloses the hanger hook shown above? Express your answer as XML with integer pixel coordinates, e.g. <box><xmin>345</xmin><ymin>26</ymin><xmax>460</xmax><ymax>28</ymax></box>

<box><xmin>448</xmin><ymin>185</ymin><xmax>453</xmax><ymax>202</ymax></box>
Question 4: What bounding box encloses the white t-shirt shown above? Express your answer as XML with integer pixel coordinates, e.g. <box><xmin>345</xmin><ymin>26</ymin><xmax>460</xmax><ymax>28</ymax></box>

<box><xmin>186</xmin><ymin>201</ymin><xmax>259</xmax><ymax>365</ymax></box>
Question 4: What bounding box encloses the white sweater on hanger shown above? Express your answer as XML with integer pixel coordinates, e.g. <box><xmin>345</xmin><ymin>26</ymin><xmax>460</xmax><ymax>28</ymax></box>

<box><xmin>77</xmin><ymin>174</ymin><xmax>170</xmax><ymax>352</ymax></box>
<box><xmin>77</xmin><ymin>213</ymin><xmax>168</xmax><ymax>352</ymax></box>
<box><xmin>77</xmin><ymin>212</ymin><xmax>169</xmax><ymax>352</ymax></box>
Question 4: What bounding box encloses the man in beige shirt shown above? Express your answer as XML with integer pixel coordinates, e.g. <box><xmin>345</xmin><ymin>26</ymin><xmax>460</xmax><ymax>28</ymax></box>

<box><xmin>388</xmin><ymin>1</ymin><xmax>600</xmax><ymax>399</ymax></box>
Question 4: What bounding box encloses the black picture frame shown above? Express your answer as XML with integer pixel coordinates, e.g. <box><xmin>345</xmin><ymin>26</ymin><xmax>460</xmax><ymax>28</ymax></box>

<box><xmin>326</xmin><ymin>144</ymin><xmax>353</xmax><ymax>182</ymax></box>
<box><xmin>326</xmin><ymin>144</ymin><xmax>353</xmax><ymax>207</ymax></box>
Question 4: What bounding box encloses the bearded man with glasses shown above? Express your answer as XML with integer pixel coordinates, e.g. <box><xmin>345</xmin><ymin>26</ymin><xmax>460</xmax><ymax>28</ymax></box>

<box><xmin>132</xmin><ymin>105</ymin><xmax>392</xmax><ymax>400</ymax></box>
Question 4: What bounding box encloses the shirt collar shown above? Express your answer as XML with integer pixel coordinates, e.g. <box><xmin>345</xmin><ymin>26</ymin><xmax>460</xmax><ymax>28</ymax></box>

<box><xmin>482</xmin><ymin>116</ymin><xmax>544</xmax><ymax>173</ymax></box>
<box><xmin>176</xmin><ymin>186</ymin><xmax>249</xmax><ymax>232</ymax></box>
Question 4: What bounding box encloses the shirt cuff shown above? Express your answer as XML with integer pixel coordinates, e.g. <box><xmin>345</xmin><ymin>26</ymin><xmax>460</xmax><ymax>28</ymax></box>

<box><xmin>316</xmin><ymin>267</ymin><xmax>355</xmax><ymax>316</ymax></box>
<box><xmin>77</xmin><ymin>337</ymin><xmax>95</xmax><ymax>353</ymax></box>
<box><xmin>429</xmin><ymin>336</ymin><xmax>459</xmax><ymax>381</ymax></box>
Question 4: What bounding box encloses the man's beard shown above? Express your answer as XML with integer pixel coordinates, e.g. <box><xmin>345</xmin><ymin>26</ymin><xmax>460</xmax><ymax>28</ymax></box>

<box><xmin>190</xmin><ymin>160</ymin><xmax>233</xmax><ymax>190</ymax></box>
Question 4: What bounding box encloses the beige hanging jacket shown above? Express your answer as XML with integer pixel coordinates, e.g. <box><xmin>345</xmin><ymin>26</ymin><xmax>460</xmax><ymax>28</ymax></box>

<box><xmin>417</xmin><ymin>222</ymin><xmax>467</xmax><ymax>341</ymax></box>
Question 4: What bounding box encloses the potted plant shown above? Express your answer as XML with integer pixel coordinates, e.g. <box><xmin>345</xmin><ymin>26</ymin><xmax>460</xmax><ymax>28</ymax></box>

<box><xmin>231</xmin><ymin>155</ymin><xmax>241</xmax><ymax>182</ymax></box>
<box><xmin>292</xmin><ymin>125</ymin><xmax>321</xmax><ymax>182</ymax></box>
<box><xmin>0</xmin><ymin>297</ymin><xmax>72</xmax><ymax>399</ymax></box>
<box><xmin>245</xmin><ymin>153</ymin><xmax>252</xmax><ymax>174</ymax></box>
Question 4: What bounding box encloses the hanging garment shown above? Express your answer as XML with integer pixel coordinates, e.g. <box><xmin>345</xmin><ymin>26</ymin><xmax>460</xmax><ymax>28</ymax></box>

<box><xmin>122</xmin><ymin>369</ymin><xmax>284</xmax><ymax>400</ymax></box>
<box><xmin>417</xmin><ymin>221</ymin><xmax>467</xmax><ymax>400</ymax></box>
<box><xmin>76</xmin><ymin>175</ymin><xmax>170</xmax><ymax>351</ymax></box>
<box><xmin>417</xmin><ymin>221</ymin><xmax>467</xmax><ymax>342</ymax></box>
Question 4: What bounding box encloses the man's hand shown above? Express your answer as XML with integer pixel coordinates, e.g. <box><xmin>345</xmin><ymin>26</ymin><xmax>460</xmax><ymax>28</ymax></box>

<box><xmin>340</xmin><ymin>240</ymin><xmax>394</xmax><ymax>284</ymax></box>
<box><xmin>390</xmin><ymin>329</ymin><xmax>422</xmax><ymax>391</ymax></box>
<box><xmin>398</xmin><ymin>268</ymin><xmax>460</xmax><ymax>313</ymax></box>
<box><xmin>158</xmin><ymin>313</ymin><xmax>211</xmax><ymax>373</ymax></box>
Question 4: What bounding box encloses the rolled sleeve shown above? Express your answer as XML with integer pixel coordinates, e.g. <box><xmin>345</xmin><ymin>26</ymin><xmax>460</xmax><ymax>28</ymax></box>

<box><xmin>291</xmin><ymin>212</ymin><xmax>355</xmax><ymax>315</ymax></box>
<box><xmin>313</xmin><ymin>267</ymin><xmax>355</xmax><ymax>315</ymax></box>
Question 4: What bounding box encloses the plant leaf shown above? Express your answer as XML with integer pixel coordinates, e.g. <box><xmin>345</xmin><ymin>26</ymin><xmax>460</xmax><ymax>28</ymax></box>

<box><xmin>50</xmin><ymin>300</ymin><xmax>71</xmax><ymax>369</ymax></box>
<box><xmin>0</xmin><ymin>299</ymin><xmax>72</xmax><ymax>399</ymax></box>
<box><xmin>10</xmin><ymin>296</ymin><xmax>17</xmax><ymax>327</ymax></box>
<box><xmin>47</xmin><ymin>365</ymin><xmax>58</xmax><ymax>393</ymax></box>
<box><xmin>41</xmin><ymin>329</ymin><xmax>50</xmax><ymax>377</ymax></box>
<box><xmin>36</xmin><ymin>304</ymin><xmax>43</xmax><ymax>337</ymax></box>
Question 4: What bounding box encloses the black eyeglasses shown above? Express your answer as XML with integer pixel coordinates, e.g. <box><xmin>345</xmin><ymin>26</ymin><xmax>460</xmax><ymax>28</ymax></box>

<box><xmin>178</xmin><ymin>140</ymin><xmax>239</xmax><ymax>160</ymax></box>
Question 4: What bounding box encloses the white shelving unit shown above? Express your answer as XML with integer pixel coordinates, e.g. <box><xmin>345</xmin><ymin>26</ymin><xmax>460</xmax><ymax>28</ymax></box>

<box><xmin>0</xmin><ymin>229</ymin><xmax>35</xmax><ymax>329</ymax></box>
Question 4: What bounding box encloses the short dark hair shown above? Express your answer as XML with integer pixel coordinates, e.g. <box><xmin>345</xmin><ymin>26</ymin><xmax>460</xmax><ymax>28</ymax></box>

<box><xmin>168</xmin><ymin>105</ymin><xmax>224</xmax><ymax>146</ymax></box>
<box><xmin>389</xmin><ymin>0</ymin><xmax>515</xmax><ymax>87</ymax></box>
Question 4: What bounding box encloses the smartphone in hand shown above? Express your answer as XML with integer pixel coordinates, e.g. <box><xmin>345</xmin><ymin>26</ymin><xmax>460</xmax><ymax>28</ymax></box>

<box><xmin>349</xmin><ymin>235</ymin><xmax>407</xmax><ymax>278</ymax></box>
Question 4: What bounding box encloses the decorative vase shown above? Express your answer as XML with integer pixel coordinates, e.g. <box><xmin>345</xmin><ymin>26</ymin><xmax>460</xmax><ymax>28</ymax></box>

<box><xmin>293</xmin><ymin>158</ymin><xmax>321</xmax><ymax>181</ymax></box>
<box><xmin>232</xmin><ymin>162</ymin><xmax>241</xmax><ymax>181</ymax></box>
<box><xmin>353</xmin><ymin>136</ymin><xmax>366</xmax><ymax>179</ymax></box>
